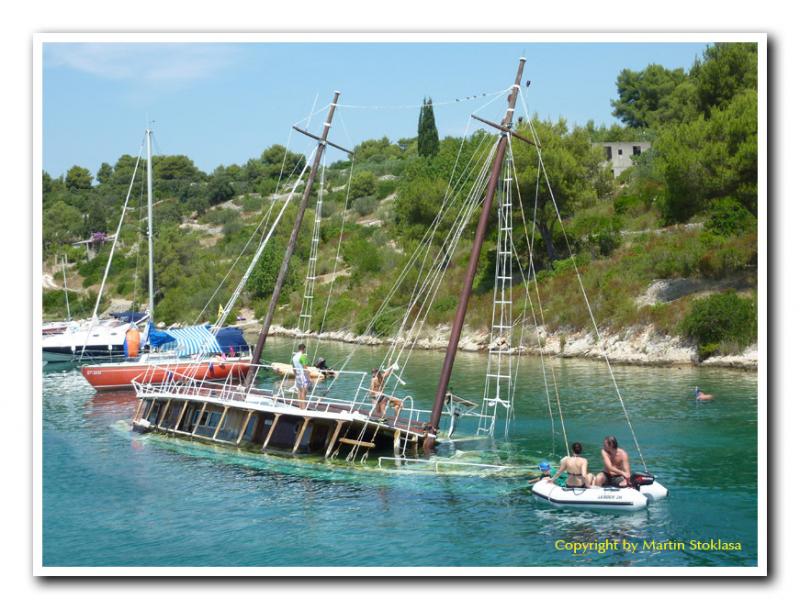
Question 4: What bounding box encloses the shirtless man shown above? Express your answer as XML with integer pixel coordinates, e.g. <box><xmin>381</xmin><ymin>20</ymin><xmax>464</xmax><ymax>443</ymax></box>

<box><xmin>547</xmin><ymin>442</ymin><xmax>595</xmax><ymax>488</ymax></box>
<box><xmin>370</xmin><ymin>368</ymin><xmax>403</xmax><ymax>423</ymax></box>
<box><xmin>594</xmin><ymin>435</ymin><xmax>631</xmax><ymax>488</ymax></box>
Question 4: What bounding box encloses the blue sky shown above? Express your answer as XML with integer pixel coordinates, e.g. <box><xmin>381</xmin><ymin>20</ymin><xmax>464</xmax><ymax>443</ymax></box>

<box><xmin>42</xmin><ymin>41</ymin><xmax>711</xmax><ymax>177</ymax></box>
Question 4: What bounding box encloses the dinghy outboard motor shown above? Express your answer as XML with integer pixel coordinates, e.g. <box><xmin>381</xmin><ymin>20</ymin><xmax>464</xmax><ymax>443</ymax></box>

<box><xmin>630</xmin><ymin>472</ymin><xmax>655</xmax><ymax>490</ymax></box>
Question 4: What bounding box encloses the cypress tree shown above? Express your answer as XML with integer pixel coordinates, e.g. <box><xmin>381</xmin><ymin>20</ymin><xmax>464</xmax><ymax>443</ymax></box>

<box><xmin>417</xmin><ymin>97</ymin><xmax>440</xmax><ymax>157</ymax></box>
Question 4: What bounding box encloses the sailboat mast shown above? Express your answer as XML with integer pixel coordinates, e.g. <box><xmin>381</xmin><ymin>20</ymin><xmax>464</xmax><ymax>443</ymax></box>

<box><xmin>62</xmin><ymin>254</ymin><xmax>71</xmax><ymax>321</ymax></box>
<box><xmin>245</xmin><ymin>91</ymin><xmax>341</xmax><ymax>387</ymax></box>
<box><xmin>424</xmin><ymin>58</ymin><xmax>526</xmax><ymax>450</ymax></box>
<box><xmin>145</xmin><ymin>127</ymin><xmax>155</xmax><ymax>318</ymax></box>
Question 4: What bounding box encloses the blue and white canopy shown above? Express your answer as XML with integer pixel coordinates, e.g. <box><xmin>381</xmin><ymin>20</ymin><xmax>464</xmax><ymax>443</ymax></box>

<box><xmin>147</xmin><ymin>324</ymin><xmax>222</xmax><ymax>357</ymax></box>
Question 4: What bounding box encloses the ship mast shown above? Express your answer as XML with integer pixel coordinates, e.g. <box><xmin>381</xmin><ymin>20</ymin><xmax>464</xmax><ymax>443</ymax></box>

<box><xmin>245</xmin><ymin>91</ymin><xmax>351</xmax><ymax>387</ymax></box>
<box><xmin>424</xmin><ymin>58</ymin><xmax>527</xmax><ymax>452</ymax></box>
<box><xmin>145</xmin><ymin>126</ymin><xmax>155</xmax><ymax>318</ymax></box>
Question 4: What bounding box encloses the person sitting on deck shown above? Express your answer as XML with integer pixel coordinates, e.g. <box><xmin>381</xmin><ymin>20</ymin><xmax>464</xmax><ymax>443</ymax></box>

<box><xmin>695</xmin><ymin>386</ymin><xmax>714</xmax><ymax>401</ymax></box>
<box><xmin>594</xmin><ymin>435</ymin><xmax>631</xmax><ymax>488</ymax></box>
<box><xmin>292</xmin><ymin>344</ymin><xmax>311</xmax><ymax>406</ymax></box>
<box><xmin>546</xmin><ymin>443</ymin><xmax>595</xmax><ymax>488</ymax></box>
<box><xmin>370</xmin><ymin>368</ymin><xmax>403</xmax><ymax>424</ymax></box>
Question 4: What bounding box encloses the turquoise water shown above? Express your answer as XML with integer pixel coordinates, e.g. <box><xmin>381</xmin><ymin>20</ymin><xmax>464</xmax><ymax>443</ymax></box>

<box><xmin>42</xmin><ymin>338</ymin><xmax>758</xmax><ymax>567</ymax></box>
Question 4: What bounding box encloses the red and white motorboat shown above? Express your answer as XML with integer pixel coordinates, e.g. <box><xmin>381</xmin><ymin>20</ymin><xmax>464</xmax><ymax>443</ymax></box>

<box><xmin>81</xmin><ymin>353</ymin><xmax>251</xmax><ymax>391</ymax></box>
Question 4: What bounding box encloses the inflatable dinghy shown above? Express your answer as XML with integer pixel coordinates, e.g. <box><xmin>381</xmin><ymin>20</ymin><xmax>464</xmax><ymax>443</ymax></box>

<box><xmin>270</xmin><ymin>362</ymin><xmax>337</xmax><ymax>380</ymax></box>
<box><xmin>532</xmin><ymin>475</ymin><xmax>668</xmax><ymax>512</ymax></box>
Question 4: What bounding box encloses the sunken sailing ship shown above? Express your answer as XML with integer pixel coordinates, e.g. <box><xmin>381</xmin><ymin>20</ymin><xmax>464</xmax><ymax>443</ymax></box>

<box><xmin>131</xmin><ymin>57</ymin><xmax>532</xmax><ymax>459</ymax></box>
<box><xmin>131</xmin><ymin>59</ymin><xmax>590</xmax><ymax>465</ymax></box>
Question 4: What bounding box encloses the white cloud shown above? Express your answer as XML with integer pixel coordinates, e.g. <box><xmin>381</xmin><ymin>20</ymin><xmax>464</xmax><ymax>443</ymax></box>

<box><xmin>44</xmin><ymin>43</ymin><xmax>238</xmax><ymax>85</ymax></box>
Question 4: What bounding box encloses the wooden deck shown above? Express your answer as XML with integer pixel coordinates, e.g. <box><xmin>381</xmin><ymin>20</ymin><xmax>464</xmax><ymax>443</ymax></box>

<box><xmin>132</xmin><ymin>381</ymin><xmax>431</xmax><ymax>460</ymax></box>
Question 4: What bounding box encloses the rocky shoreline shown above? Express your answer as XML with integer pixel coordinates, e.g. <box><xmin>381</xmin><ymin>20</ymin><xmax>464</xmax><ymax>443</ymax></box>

<box><xmin>249</xmin><ymin>323</ymin><xmax>757</xmax><ymax>371</ymax></box>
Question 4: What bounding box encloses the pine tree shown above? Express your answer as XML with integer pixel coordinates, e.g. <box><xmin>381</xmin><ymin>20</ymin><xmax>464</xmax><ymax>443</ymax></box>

<box><xmin>417</xmin><ymin>97</ymin><xmax>440</xmax><ymax>157</ymax></box>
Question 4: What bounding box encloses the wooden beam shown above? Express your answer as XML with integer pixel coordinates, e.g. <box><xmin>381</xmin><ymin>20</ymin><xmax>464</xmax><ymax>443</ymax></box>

<box><xmin>325</xmin><ymin>421</ymin><xmax>344</xmax><ymax>458</ymax></box>
<box><xmin>212</xmin><ymin>406</ymin><xmax>230</xmax><ymax>440</ymax></box>
<box><xmin>291</xmin><ymin>125</ymin><xmax>353</xmax><ymax>155</ymax></box>
<box><xmin>337</xmin><ymin>438</ymin><xmax>376</xmax><ymax>449</ymax></box>
<box><xmin>156</xmin><ymin>399</ymin><xmax>173</xmax><ymax>429</ymax></box>
<box><xmin>190</xmin><ymin>402</ymin><xmax>208</xmax><ymax>437</ymax></box>
<box><xmin>470</xmin><ymin>114</ymin><xmax>536</xmax><ymax>147</ymax></box>
<box><xmin>172</xmin><ymin>400</ymin><xmax>189</xmax><ymax>433</ymax></box>
<box><xmin>262</xmin><ymin>414</ymin><xmax>281</xmax><ymax>451</ymax></box>
<box><xmin>133</xmin><ymin>399</ymin><xmax>144</xmax><ymax>421</ymax></box>
<box><xmin>292</xmin><ymin>418</ymin><xmax>311</xmax><ymax>454</ymax></box>
<box><xmin>143</xmin><ymin>399</ymin><xmax>156</xmax><ymax>422</ymax></box>
<box><xmin>236</xmin><ymin>410</ymin><xmax>254</xmax><ymax>446</ymax></box>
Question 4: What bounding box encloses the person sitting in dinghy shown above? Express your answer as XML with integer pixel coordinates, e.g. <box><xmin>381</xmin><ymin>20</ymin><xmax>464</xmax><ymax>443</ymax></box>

<box><xmin>546</xmin><ymin>442</ymin><xmax>595</xmax><ymax>488</ymax></box>
<box><xmin>595</xmin><ymin>435</ymin><xmax>631</xmax><ymax>488</ymax></box>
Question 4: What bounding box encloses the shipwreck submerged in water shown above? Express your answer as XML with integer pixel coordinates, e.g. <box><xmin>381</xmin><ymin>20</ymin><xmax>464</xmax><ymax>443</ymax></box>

<box><xmin>128</xmin><ymin>58</ymin><xmax>670</xmax><ymax>514</ymax></box>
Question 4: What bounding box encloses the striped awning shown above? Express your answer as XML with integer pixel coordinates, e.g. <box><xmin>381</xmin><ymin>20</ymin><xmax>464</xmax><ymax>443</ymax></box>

<box><xmin>161</xmin><ymin>324</ymin><xmax>222</xmax><ymax>357</ymax></box>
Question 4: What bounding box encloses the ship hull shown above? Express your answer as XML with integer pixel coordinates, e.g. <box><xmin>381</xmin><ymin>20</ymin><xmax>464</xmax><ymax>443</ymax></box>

<box><xmin>81</xmin><ymin>357</ymin><xmax>251</xmax><ymax>391</ymax></box>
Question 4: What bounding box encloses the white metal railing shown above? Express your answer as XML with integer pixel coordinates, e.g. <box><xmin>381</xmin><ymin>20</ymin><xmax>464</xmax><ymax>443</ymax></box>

<box><xmin>132</xmin><ymin>360</ymin><xmax>436</xmax><ymax>438</ymax></box>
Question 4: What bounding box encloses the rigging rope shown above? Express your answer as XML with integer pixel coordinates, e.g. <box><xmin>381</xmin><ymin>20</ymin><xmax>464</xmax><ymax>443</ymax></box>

<box><xmin>210</xmin><ymin>147</ymin><xmax>316</xmax><ymax>335</ymax></box>
<box><xmin>507</xmin><ymin>139</ymin><xmax>568</xmax><ymax>457</ymax></box>
<box><xmin>334</xmin><ymin>87</ymin><xmax>512</xmax><ymax>111</ymax></box>
<box><xmin>312</xmin><ymin>128</ymin><xmax>357</xmax><ymax>363</ymax></box>
<box><xmin>518</xmin><ymin>92</ymin><xmax>648</xmax><ymax>471</ymax></box>
<box><xmin>79</xmin><ymin>141</ymin><xmax>144</xmax><ymax>359</ymax></box>
<box><xmin>194</xmin><ymin>128</ymin><xmax>308</xmax><ymax>324</ymax></box>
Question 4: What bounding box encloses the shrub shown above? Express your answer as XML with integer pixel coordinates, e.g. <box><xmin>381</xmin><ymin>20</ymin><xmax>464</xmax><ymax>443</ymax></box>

<box><xmin>679</xmin><ymin>291</ymin><xmax>756</xmax><ymax>359</ymax></box>
<box><xmin>241</xmin><ymin>195</ymin><xmax>264</xmax><ymax>213</ymax></box>
<box><xmin>352</xmin><ymin>195</ymin><xmax>379</xmax><ymax>217</ymax></box>
<box><xmin>202</xmin><ymin>207</ymin><xmax>238</xmax><ymax>226</ymax></box>
<box><xmin>342</xmin><ymin>236</ymin><xmax>382</xmax><ymax>277</ymax></box>
<box><xmin>613</xmin><ymin>191</ymin><xmax>639</xmax><ymax>215</ymax></box>
<box><xmin>376</xmin><ymin>180</ymin><xmax>396</xmax><ymax>200</ymax></box>
<box><xmin>704</xmin><ymin>196</ymin><xmax>756</xmax><ymax>236</ymax></box>
<box><xmin>349</xmin><ymin>171</ymin><xmax>377</xmax><ymax>199</ymax></box>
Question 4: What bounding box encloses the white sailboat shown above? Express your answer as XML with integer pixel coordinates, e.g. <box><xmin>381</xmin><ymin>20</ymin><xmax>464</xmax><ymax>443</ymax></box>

<box><xmin>42</xmin><ymin>139</ymin><xmax>149</xmax><ymax>364</ymax></box>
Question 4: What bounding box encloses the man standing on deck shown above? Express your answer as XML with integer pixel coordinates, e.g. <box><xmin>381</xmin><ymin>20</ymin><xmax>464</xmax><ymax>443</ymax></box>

<box><xmin>292</xmin><ymin>344</ymin><xmax>311</xmax><ymax>406</ymax></box>
<box><xmin>594</xmin><ymin>435</ymin><xmax>631</xmax><ymax>487</ymax></box>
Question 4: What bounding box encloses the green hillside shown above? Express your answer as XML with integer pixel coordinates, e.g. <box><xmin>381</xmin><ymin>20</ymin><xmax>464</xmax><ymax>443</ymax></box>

<box><xmin>42</xmin><ymin>43</ymin><xmax>758</xmax><ymax>361</ymax></box>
